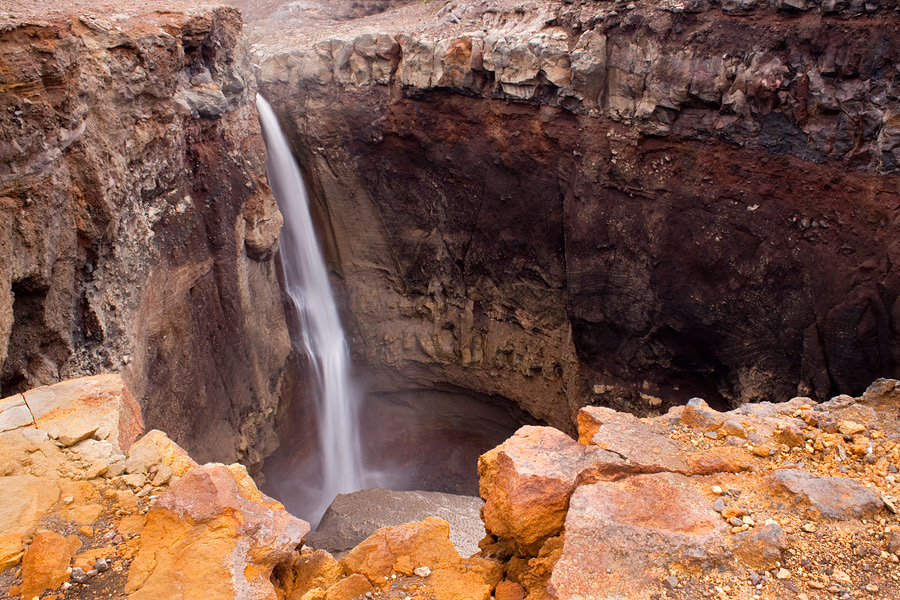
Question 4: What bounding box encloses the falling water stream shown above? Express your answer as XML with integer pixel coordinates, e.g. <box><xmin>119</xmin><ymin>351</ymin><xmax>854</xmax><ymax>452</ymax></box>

<box><xmin>256</xmin><ymin>95</ymin><xmax>364</xmax><ymax>525</ymax></box>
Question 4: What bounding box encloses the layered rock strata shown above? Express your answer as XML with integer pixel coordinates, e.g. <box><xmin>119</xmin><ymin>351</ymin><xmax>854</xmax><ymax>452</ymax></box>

<box><xmin>0</xmin><ymin>0</ymin><xmax>290</xmax><ymax>467</ymax></box>
<box><xmin>251</xmin><ymin>0</ymin><xmax>900</xmax><ymax>429</ymax></box>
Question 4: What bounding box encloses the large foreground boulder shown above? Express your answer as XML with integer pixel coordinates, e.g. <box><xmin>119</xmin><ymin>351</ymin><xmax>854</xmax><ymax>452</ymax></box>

<box><xmin>125</xmin><ymin>463</ymin><xmax>309</xmax><ymax>600</ymax></box>
<box><xmin>547</xmin><ymin>473</ymin><xmax>729</xmax><ymax>600</ymax></box>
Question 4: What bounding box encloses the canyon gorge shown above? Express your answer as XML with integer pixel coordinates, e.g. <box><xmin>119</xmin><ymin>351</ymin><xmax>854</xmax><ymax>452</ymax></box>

<box><xmin>1</xmin><ymin>0</ymin><xmax>900</xmax><ymax>598</ymax></box>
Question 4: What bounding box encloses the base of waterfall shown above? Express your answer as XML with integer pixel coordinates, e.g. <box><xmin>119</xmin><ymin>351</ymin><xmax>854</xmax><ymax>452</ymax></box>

<box><xmin>261</xmin><ymin>386</ymin><xmax>523</xmax><ymax>527</ymax></box>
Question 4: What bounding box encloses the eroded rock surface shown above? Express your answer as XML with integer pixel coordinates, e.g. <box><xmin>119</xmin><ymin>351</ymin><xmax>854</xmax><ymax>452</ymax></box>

<box><xmin>0</xmin><ymin>0</ymin><xmax>290</xmax><ymax>469</ymax></box>
<box><xmin>248</xmin><ymin>0</ymin><xmax>900</xmax><ymax>430</ymax></box>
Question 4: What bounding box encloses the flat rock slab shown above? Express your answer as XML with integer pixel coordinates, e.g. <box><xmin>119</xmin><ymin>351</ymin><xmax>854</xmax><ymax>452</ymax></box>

<box><xmin>0</xmin><ymin>395</ymin><xmax>33</xmax><ymax>433</ymax></box>
<box><xmin>766</xmin><ymin>468</ymin><xmax>884</xmax><ymax>520</ymax></box>
<box><xmin>548</xmin><ymin>472</ymin><xmax>729</xmax><ymax>600</ymax></box>
<box><xmin>21</xmin><ymin>375</ymin><xmax>144</xmax><ymax>451</ymax></box>
<box><xmin>0</xmin><ymin>474</ymin><xmax>61</xmax><ymax>536</ymax></box>
<box><xmin>307</xmin><ymin>488</ymin><xmax>485</xmax><ymax>557</ymax></box>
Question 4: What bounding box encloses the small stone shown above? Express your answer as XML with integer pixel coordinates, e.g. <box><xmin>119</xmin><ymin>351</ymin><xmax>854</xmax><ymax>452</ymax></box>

<box><xmin>883</xmin><ymin>496</ymin><xmax>897</xmax><ymax>514</ymax></box>
<box><xmin>413</xmin><ymin>566</ymin><xmax>431</xmax><ymax>578</ymax></box>
<box><xmin>664</xmin><ymin>575</ymin><xmax>679</xmax><ymax>589</ymax></box>
<box><xmin>78</xmin><ymin>527</ymin><xmax>93</xmax><ymax>537</ymax></box>
<box><xmin>104</xmin><ymin>461</ymin><xmax>127</xmax><ymax>478</ymax></box>
<box><xmin>720</xmin><ymin>419</ymin><xmax>746</xmax><ymax>438</ymax></box>
<box><xmin>120</xmin><ymin>473</ymin><xmax>146</xmax><ymax>488</ymax></box>
<box><xmin>729</xmin><ymin>517</ymin><xmax>744</xmax><ymax>527</ymax></box>
<box><xmin>808</xmin><ymin>580</ymin><xmax>825</xmax><ymax>589</ymax></box>
<box><xmin>865</xmin><ymin>583</ymin><xmax>879</xmax><ymax>593</ymax></box>
<box><xmin>95</xmin><ymin>557</ymin><xmax>109</xmax><ymax>572</ymax></box>
<box><xmin>742</xmin><ymin>516</ymin><xmax>755</xmax><ymax>526</ymax></box>
<box><xmin>711</xmin><ymin>485</ymin><xmax>723</xmax><ymax>495</ymax></box>
<box><xmin>714</xmin><ymin>498</ymin><xmax>726</xmax><ymax>512</ymax></box>
<box><xmin>151</xmin><ymin>464</ymin><xmax>173</xmax><ymax>487</ymax></box>
<box><xmin>752</xmin><ymin>443</ymin><xmax>777</xmax><ymax>457</ymax></box>
<box><xmin>831</xmin><ymin>570</ymin><xmax>851</xmax><ymax>584</ymax></box>
<box><xmin>87</xmin><ymin>569</ymin><xmax>98</xmax><ymax>577</ymax></box>
<box><xmin>71</xmin><ymin>567</ymin><xmax>89</xmax><ymax>584</ymax></box>
<box><xmin>800</xmin><ymin>522</ymin><xmax>817</xmax><ymax>533</ymax></box>
<box><xmin>838</xmin><ymin>421</ymin><xmax>865</xmax><ymax>436</ymax></box>
<box><xmin>720</xmin><ymin>506</ymin><xmax>745</xmax><ymax>520</ymax></box>
<box><xmin>776</xmin><ymin>568</ymin><xmax>790</xmax><ymax>579</ymax></box>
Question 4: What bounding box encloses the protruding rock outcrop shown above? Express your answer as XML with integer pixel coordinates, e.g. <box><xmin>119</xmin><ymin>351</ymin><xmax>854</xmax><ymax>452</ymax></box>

<box><xmin>126</xmin><ymin>463</ymin><xmax>309</xmax><ymax>600</ymax></box>
<box><xmin>0</xmin><ymin>0</ymin><xmax>290</xmax><ymax>469</ymax></box>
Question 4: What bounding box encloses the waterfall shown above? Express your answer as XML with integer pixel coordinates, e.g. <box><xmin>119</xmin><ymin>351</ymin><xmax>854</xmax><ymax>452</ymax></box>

<box><xmin>256</xmin><ymin>95</ymin><xmax>364</xmax><ymax>525</ymax></box>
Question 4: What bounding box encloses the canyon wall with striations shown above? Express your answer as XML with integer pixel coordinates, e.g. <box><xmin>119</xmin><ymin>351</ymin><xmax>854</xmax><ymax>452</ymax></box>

<box><xmin>0</xmin><ymin>1</ymin><xmax>290</xmax><ymax>468</ymax></box>
<box><xmin>250</xmin><ymin>0</ymin><xmax>900</xmax><ymax>431</ymax></box>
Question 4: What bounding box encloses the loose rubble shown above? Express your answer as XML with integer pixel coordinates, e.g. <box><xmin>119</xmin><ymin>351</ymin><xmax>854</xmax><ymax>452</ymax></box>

<box><xmin>477</xmin><ymin>379</ymin><xmax>900</xmax><ymax>599</ymax></box>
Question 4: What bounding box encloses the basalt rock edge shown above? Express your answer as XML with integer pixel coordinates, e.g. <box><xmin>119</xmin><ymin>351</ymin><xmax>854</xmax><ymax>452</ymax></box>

<box><xmin>0</xmin><ymin>0</ymin><xmax>290</xmax><ymax>468</ymax></box>
<box><xmin>249</xmin><ymin>0</ymin><xmax>900</xmax><ymax>430</ymax></box>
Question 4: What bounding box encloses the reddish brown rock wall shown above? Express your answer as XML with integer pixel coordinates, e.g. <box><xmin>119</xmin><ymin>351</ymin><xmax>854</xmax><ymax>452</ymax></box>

<box><xmin>0</xmin><ymin>2</ymin><xmax>291</xmax><ymax>468</ymax></box>
<box><xmin>255</xmin><ymin>0</ymin><xmax>900</xmax><ymax>429</ymax></box>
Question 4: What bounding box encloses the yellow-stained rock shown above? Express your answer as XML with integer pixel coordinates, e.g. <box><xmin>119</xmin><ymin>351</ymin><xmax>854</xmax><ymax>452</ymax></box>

<box><xmin>324</xmin><ymin>573</ymin><xmax>374</xmax><ymax>600</ymax></box>
<box><xmin>58</xmin><ymin>480</ymin><xmax>104</xmax><ymax>525</ymax></box>
<box><xmin>117</xmin><ymin>513</ymin><xmax>146</xmax><ymax>539</ymax></box>
<box><xmin>495</xmin><ymin>579</ymin><xmax>526</xmax><ymax>600</ymax></box>
<box><xmin>277</xmin><ymin>549</ymin><xmax>344</xmax><ymax>600</ymax></box>
<box><xmin>125</xmin><ymin>463</ymin><xmax>308</xmax><ymax>600</ymax></box>
<box><xmin>519</xmin><ymin>536</ymin><xmax>563</xmax><ymax>600</ymax></box>
<box><xmin>0</xmin><ymin>474</ymin><xmax>61</xmax><ymax>536</ymax></box>
<box><xmin>126</xmin><ymin>429</ymin><xmax>198</xmax><ymax>477</ymax></box>
<box><xmin>341</xmin><ymin>518</ymin><xmax>461</xmax><ymax>581</ymax></box>
<box><xmin>0</xmin><ymin>531</ymin><xmax>24</xmax><ymax>573</ymax></box>
<box><xmin>20</xmin><ymin>531</ymin><xmax>74</xmax><ymax>599</ymax></box>
<box><xmin>341</xmin><ymin>518</ymin><xmax>499</xmax><ymax>600</ymax></box>
<box><xmin>300</xmin><ymin>588</ymin><xmax>327</xmax><ymax>600</ymax></box>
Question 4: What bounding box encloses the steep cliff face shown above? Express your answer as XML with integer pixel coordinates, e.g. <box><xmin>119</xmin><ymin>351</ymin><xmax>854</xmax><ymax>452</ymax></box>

<box><xmin>0</xmin><ymin>1</ymin><xmax>290</xmax><ymax>467</ymax></box>
<box><xmin>252</xmin><ymin>0</ymin><xmax>900</xmax><ymax>430</ymax></box>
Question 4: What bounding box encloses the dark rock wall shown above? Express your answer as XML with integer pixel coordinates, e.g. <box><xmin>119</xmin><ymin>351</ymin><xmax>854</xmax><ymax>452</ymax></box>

<box><xmin>0</xmin><ymin>4</ymin><xmax>291</xmax><ymax>468</ymax></box>
<box><xmin>257</xmin><ymin>0</ymin><xmax>900</xmax><ymax>430</ymax></box>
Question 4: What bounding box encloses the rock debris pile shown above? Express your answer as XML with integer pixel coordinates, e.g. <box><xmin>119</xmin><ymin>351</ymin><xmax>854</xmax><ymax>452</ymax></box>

<box><xmin>477</xmin><ymin>379</ymin><xmax>900</xmax><ymax>600</ymax></box>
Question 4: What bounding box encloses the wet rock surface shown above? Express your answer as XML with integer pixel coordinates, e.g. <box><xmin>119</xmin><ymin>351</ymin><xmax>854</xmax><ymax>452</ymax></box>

<box><xmin>0</xmin><ymin>0</ymin><xmax>290</xmax><ymax>469</ymax></box>
<box><xmin>247</xmin><ymin>0</ymin><xmax>900</xmax><ymax>430</ymax></box>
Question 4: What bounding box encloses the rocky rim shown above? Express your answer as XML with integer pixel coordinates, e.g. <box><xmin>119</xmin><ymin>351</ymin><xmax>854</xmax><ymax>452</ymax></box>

<box><xmin>0</xmin><ymin>373</ymin><xmax>898</xmax><ymax>599</ymax></box>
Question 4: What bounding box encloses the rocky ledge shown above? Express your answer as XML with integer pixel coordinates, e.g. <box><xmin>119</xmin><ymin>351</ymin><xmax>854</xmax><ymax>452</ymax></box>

<box><xmin>2</xmin><ymin>373</ymin><xmax>898</xmax><ymax>600</ymax></box>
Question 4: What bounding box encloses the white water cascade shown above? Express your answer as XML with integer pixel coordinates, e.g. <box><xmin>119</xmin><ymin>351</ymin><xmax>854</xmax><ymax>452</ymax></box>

<box><xmin>256</xmin><ymin>95</ymin><xmax>364</xmax><ymax>525</ymax></box>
